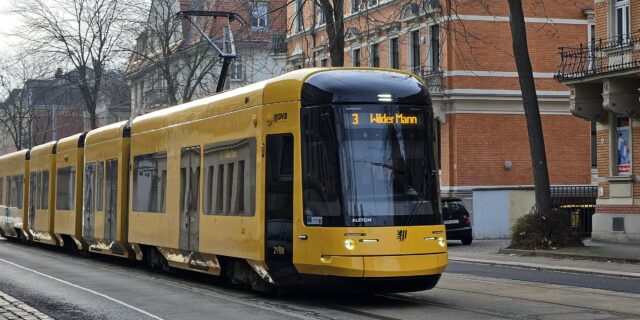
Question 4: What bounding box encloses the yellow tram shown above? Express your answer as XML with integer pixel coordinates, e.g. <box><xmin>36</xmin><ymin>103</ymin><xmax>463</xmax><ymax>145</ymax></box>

<box><xmin>0</xmin><ymin>68</ymin><xmax>447</xmax><ymax>292</ymax></box>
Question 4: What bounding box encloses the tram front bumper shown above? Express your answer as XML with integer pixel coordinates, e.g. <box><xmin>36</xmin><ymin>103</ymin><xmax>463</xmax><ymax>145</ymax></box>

<box><xmin>315</xmin><ymin>252</ymin><xmax>448</xmax><ymax>278</ymax></box>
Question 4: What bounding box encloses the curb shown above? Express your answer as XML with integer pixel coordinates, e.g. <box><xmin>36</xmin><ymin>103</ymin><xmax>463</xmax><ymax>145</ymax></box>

<box><xmin>449</xmin><ymin>257</ymin><xmax>640</xmax><ymax>279</ymax></box>
<box><xmin>498</xmin><ymin>248</ymin><xmax>640</xmax><ymax>264</ymax></box>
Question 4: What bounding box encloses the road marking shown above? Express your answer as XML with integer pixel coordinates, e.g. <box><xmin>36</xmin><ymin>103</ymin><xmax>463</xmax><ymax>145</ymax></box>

<box><xmin>0</xmin><ymin>258</ymin><xmax>164</xmax><ymax>320</ymax></box>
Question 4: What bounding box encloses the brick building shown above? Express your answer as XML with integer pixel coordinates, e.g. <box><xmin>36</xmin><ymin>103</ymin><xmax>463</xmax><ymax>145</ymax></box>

<box><xmin>127</xmin><ymin>0</ymin><xmax>287</xmax><ymax>116</ymax></box>
<box><xmin>556</xmin><ymin>0</ymin><xmax>640</xmax><ymax>243</ymax></box>
<box><xmin>286</xmin><ymin>0</ymin><xmax>593</xmax><ymax>206</ymax></box>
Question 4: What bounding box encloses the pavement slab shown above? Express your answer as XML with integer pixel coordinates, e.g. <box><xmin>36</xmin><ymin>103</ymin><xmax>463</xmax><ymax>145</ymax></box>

<box><xmin>0</xmin><ymin>291</ymin><xmax>51</xmax><ymax>320</ymax></box>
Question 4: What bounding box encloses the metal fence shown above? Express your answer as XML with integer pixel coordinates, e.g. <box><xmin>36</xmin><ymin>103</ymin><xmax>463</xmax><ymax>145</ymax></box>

<box><xmin>555</xmin><ymin>32</ymin><xmax>640</xmax><ymax>82</ymax></box>
<box><xmin>551</xmin><ymin>186</ymin><xmax>597</xmax><ymax>237</ymax></box>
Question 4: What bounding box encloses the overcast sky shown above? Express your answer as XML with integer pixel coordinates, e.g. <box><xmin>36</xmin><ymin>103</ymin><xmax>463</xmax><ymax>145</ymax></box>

<box><xmin>0</xmin><ymin>2</ymin><xmax>22</xmax><ymax>54</ymax></box>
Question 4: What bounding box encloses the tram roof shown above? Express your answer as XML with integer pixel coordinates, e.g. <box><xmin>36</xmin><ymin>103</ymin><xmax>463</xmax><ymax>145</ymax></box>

<box><xmin>30</xmin><ymin>141</ymin><xmax>57</xmax><ymax>157</ymax></box>
<box><xmin>130</xmin><ymin>68</ymin><xmax>426</xmax><ymax>135</ymax></box>
<box><xmin>0</xmin><ymin>149</ymin><xmax>30</xmax><ymax>162</ymax></box>
<box><xmin>131</xmin><ymin>68</ymin><xmax>332</xmax><ymax>135</ymax></box>
<box><xmin>85</xmin><ymin>120</ymin><xmax>130</xmax><ymax>146</ymax></box>
<box><xmin>56</xmin><ymin>132</ymin><xmax>88</xmax><ymax>152</ymax></box>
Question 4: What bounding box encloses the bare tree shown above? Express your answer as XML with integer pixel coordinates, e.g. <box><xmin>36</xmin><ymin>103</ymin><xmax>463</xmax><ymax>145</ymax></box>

<box><xmin>507</xmin><ymin>0</ymin><xmax>551</xmax><ymax>214</ymax></box>
<box><xmin>0</xmin><ymin>54</ymin><xmax>50</xmax><ymax>151</ymax></box>
<box><xmin>9</xmin><ymin>0</ymin><xmax>135</xmax><ymax>129</ymax></box>
<box><xmin>127</xmin><ymin>0</ymin><xmax>223</xmax><ymax>109</ymax></box>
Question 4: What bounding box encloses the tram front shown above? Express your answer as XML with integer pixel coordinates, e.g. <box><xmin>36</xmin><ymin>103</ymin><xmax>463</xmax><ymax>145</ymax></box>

<box><xmin>294</xmin><ymin>69</ymin><xmax>447</xmax><ymax>292</ymax></box>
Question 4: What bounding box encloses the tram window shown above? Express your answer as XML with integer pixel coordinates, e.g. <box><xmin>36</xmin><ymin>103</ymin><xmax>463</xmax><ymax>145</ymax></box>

<box><xmin>133</xmin><ymin>152</ymin><xmax>167</xmax><ymax>213</ymax></box>
<box><xmin>84</xmin><ymin>163</ymin><xmax>96</xmax><ymax>216</ymax></box>
<box><xmin>0</xmin><ymin>177</ymin><xmax>3</xmax><ymax>205</ymax></box>
<box><xmin>179</xmin><ymin>147</ymin><xmax>200</xmax><ymax>216</ymax></box>
<box><xmin>266</xmin><ymin>134</ymin><xmax>294</xmax><ymax>220</ymax></box>
<box><xmin>40</xmin><ymin>171</ymin><xmax>49</xmax><ymax>210</ymax></box>
<box><xmin>29</xmin><ymin>172</ymin><xmax>36</xmax><ymax>212</ymax></box>
<box><xmin>216</xmin><ymin>164</ymin><xmax>224</xmax><ymax>213</ymax></box>
<box><xmin>105</xmin><ymin>159</ymin><xmax>118</xmax><ymax>215</ymax></box>
<box><xmin>8</xmin><ymin>175</ymin><xmax>24</xmax><ymax>209</ymax></box>
<box><xmin>56</xmin><ymin>166</ymin><xmax>76</xmax><ymax>210</ymax></box>
<box><xmin>35</xmin><ymin>171</ymin><xmax>41</xmax><ymax>209</ymax></box>
<box><xmin>226</xmin><ymin>163</ymin><xmax>234</xmax><ymax>213</ymax></box>
<box><xmin>96</xmin><ymin>162</ymin><xmax>104</xmax><ymax>211</ymax></box>
<box><xmin>237</xmin><ymin>160</ymin><xmax>245</xmax><ymax>213</ymax></box>
<box><xmin>203</xmin><ymin>138</ymin><xmax>256</xmax><ymax>216</ymax></box>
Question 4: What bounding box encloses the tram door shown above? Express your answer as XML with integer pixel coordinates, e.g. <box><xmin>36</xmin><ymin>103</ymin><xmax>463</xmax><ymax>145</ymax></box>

<box><xmin>104</xmin><ymin>160</ymin><xmax>118</xmax><ymax>241</ymax></box>
<box><xmin>83</xmin><ymin>163</ymin><xmax>95</xmax><ymax>239</ymax></box>
<box><xmin>180</xmin><ymin>146</ymin><xmax>201</xmax><ymax>251</ymax></box>
<box><xmin>265</xmin><ymin>134</ymin><xmax>297</xmax><ymax>284</ymax></box>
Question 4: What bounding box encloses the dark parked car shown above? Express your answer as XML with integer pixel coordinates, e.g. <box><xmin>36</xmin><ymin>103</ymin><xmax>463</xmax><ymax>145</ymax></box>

<box><xmin>442</xmin><ymin>197</ymin><xmax>473</xmax><ymax>245</ymax></box>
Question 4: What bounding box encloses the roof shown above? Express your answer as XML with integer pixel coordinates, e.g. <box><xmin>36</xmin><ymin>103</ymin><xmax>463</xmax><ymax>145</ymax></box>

<box><xmin>56</xmin><ymin>132</ymin><xmax>87</xmax><ymax>152</ymax></box>
<box><xmin>85</xmin><ymin>121</ymin><xmax>130</xmax><ymax>146</ymax></box>
<box><xmin>131</xmin><ymin>68</ymin><xmax>425</xmax><ymax>135</ymax></box>
<box><xmin>0</xmin><ymin>149</ymin><xmax>29</xmax><ymax>163</ymax></box>
<box><xmin>131</xmin><ymin>68</ymin><xmax>324</xmax><ymax>134</ymax></box>
<box><xmin>30</xmin><ymin>141</ymin><xmax>57</xmax><ymax>157</ymax></box>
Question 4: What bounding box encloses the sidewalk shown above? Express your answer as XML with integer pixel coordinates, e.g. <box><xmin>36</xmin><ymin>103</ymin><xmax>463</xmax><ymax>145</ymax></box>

<box><xmin>447</xmin><ymin>239</ymin><xmax>640</xmax><ymax>278</ymax></box>
<box><xmin>0</xmin><ymin>291</ymin><xmax>51</xmax><ymax>320</ymax></box>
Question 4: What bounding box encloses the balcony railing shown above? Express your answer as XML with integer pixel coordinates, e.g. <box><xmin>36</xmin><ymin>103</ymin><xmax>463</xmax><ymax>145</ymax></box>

<box><xmin>419</xmin><ymin>67</ymin><xmax>444</xmax><ymax>93</ymax></box>
<box><xmin>144</xmin><ymin>88</ymin><xmax>167</xmax><ymax>107</ymax></box>
<box><xmin>555</xmin><ymin>32</ymin><xmax>640</xmax><ymax>82</ymax></box>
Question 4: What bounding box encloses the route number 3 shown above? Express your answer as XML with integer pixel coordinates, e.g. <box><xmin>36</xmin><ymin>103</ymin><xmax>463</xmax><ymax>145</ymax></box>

<box><xmin>352</xmin><ymin>113</ymin><xmax>359</xmax><ymax>125</ymax></box>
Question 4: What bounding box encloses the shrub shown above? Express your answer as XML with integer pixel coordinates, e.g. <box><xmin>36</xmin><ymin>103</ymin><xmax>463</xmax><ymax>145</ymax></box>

<box><xmin>509</xmin><ymin>208</ymin><xmax>583</xmax><ymax>250</ymax></box>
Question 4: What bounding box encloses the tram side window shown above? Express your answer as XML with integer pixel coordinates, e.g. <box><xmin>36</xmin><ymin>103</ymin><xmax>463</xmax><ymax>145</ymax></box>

<box><xmin>84</xmin><ymin>163</ymin><xmax>96</xmax><ymax>215</ymax></box>
<box><xmin>203</xmin><ymin>138</ymin><xmax>256</xmax><ymax>216</ymax></box>
<box><xmin>0</xmin><ymin>177</ymin><xmax>3</xmax><ymax>205</ymax></box>
<box><xmin>7</xmin><ymin>175</ymin><xmax>23</xmax><ymax>209</ymax></box>
<box><xmin>96</xmin><ymin>162</ymin><xmax>104</xmax><ymax>211</ymax></box>
<box><xmin>133</xmin><ymin>152</ymin><xmax>167</xmax><ymax>213</ymax></box>
<box><xmin>105</xmin><ymin>159</ymin><xmax>118</xmax><ymax>214</ymax></box>
<box><xmin>29</xmin><ymin>172</ymin><xmax>36</xmax><ymax>212</ymax></box>
<box><xmin>40</xmin><ymin>171</ymin><xmax>49</xmax><ymax>210</ymax></box>
<box><xmin>56</xmin><ymin>166</ymin><xmax>76</xmax><ymax>210</ymax></box>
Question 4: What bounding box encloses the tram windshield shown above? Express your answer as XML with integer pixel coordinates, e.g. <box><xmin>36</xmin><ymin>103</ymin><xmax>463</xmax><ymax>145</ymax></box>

<box><xmin>301</xmin><ymin>104</ymin><xmax>441</xmax><ymax>227</ymax></box>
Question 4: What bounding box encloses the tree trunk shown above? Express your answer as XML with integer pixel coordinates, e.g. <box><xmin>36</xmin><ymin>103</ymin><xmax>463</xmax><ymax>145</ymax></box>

<box><xmin>507</xmin><ymin>0</ymin><xmax>552</xmax><ymax>214</ymax></box>
<box><xmin>320</xmin><ymin>0</ymin><xmax>345</xmax><ymax>67</ymax></box>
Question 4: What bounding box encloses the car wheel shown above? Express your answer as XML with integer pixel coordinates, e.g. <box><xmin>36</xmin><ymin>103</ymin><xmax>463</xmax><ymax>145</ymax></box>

<box><xmin>461</xmin><ymin>237</ymin><xmax>473</xmax><ymax>245</ymax></box>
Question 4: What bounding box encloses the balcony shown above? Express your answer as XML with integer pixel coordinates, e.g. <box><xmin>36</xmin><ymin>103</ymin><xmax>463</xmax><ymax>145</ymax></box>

<box><xmin>144</xmin><ymin>88</ymin><xmax>168</xmax><ymax>107</ymax></box>
<box><xmin>555</xmin><ymin>32</ymin><xmax>640</xmax><ymax>82</ymax></box>
<box><xmin>418</xmin><ymin>67</ymin><xmax>444</xmax><ymax>93</ymax></box>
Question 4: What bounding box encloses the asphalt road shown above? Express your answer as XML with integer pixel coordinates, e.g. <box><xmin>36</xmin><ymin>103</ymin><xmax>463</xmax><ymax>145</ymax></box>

<box><xmin>1</xmin><ymin>238</ymin><xmax>639</xmax><ymax>320</ymax></box>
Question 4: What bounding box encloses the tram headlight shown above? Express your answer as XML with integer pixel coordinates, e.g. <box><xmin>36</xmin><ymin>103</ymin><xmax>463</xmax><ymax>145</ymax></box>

<box><xmin>344</xmin><ymin>239</ymin><xmax>356</xmax><ymax>250</ymax></box>
<box><xmin>438</xmin><ymin>237</ymin><xmax>446</xmax><ymax>247</ymax></box>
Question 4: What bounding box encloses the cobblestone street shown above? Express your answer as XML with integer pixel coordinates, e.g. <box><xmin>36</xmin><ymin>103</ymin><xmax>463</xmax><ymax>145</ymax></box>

<box><xmin>0</xmin><ymin>290</ymin><xmax>51</xmax><ymax>320</ymax></box>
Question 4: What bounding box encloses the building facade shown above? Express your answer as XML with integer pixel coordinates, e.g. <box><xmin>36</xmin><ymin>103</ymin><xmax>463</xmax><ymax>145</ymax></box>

<box><xmin>126</xmin><ymin>0</ymin><xmax>287</xmax><ymax>116</ymax></box>
<box><xmin>287</xmin><ymin>0</ymin><xmax>593</xmax><ymax>206</ymax></box>
<box><xmin>557</xmin><ymin>0</ymin><xmax>640</xmax><ymax>243</ymax></box>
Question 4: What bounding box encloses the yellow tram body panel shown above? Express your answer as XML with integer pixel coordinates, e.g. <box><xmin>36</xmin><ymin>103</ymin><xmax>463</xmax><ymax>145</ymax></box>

<box><xmin>53</xmin><ymin>133</ymin><xmax>86</xmax><ymax>249</ymax></box>
<box><xmin>28</xmin><ymin>141</ymin><xmax>58</xmax><ymax>245</ymax></box>
<box><xmin>129</xmin><ymin>82</ymin><xmax>266</xmax><ymax>261</ymax></box>
<box><xmin>83</xmin><ymin>121</ymin><xmax>132</xmax><ymax>257</ymax></box>
<box><xmin>0</xmin><ymin>150</ymin><xmax>30</xmax><ymax>239</ymax></box>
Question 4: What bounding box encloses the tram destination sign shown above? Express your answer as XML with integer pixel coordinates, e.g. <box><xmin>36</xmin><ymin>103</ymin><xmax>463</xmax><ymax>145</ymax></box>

<box><xmin>349</xmin><ymin>113</ymin><xmax>421</xmax><ymax>128</ymax></box>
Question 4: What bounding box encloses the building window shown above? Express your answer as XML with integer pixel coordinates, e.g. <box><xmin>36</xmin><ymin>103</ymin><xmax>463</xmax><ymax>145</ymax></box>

<box><xmin>251</xmin><ymin>3</ymin><xmax>269</xmax><ymax>30</ymax></box>
<box><xmin>429</xmin><ymin>24</ymin><xmax>440</xmax><ymax>71</ymax></box>
<box><xmin>351</xmin><ymin>0</ymin><xmax>360</xmax><ymax>13</ymax></box>
<box><xmin>295</xmin><ymin>0</ymin><xmax>304</xmax><ymax>32</ymax></box>
<box><xmin>588</xmin><ymin>23</ymin><xmax>596</xmax><ymax>71</ymax></box>
<box><xmin>316</xmin><ymin>2</ymin><xmax>326</xmax><ymax>26</ymax></box>
<box><xmin>410</xmin><ymin>30</ymin><xmax>421</xmax><ymax>74</ymax></box>
<box><xmin>614</xmin><ymin>116</ymin><xmax>631</xmax><ymax>176</ymax></box>
<box><xmin>230</xmin><ymin>57</ymin><xmax>244</xmax><ymax>82</ymax></box>
<box><xmin>371</xmin><ymin>43</ymin><xmax>380</xmax><ymax>67</ymax></box>
<box><xmin>353</xmin><ymin>48</ymin><xmax>361</xmax><ymax>67</ymax></box>
<box><xmin>613</xmin><ymin>0</ymin><xmax>630</xmax><ymax>45</ymax></box>
<box><xmin>390</xmin><ymin>38</ymin><xmax>399</xmax><ymax>69</ymax></box>
<box><xmin>320</xmin><ymin>58</ymin><xmax>328</xmax><ymax>67</ymax></box>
